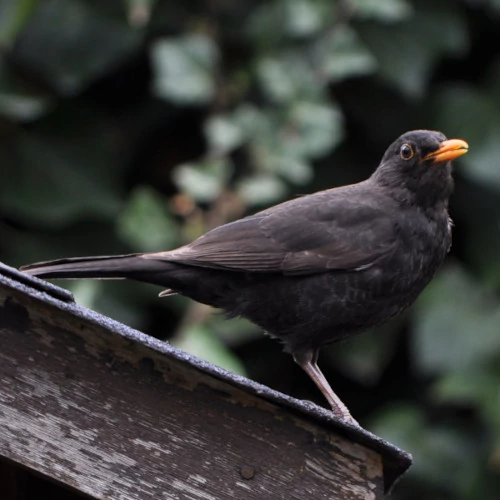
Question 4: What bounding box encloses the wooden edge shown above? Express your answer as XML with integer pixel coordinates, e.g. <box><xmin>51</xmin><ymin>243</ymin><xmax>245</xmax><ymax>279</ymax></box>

<box><xmin>0</xmin><ymin>262</ymin><xmax>412</xmax><ymax>493</ymax></box>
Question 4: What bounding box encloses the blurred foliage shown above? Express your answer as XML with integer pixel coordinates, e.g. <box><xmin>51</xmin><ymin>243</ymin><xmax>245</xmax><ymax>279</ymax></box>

<box><xmin>1</xmin><ymin>0</ymin><xmax>500</xmax><ymax>497</ymax></box>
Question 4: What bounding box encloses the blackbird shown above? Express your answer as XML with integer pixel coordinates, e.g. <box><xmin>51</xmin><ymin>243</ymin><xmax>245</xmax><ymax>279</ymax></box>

<box><xmin>21</xmin><ymin>130</ymin><xmax>468</xmax><ymax>425</ymax></box>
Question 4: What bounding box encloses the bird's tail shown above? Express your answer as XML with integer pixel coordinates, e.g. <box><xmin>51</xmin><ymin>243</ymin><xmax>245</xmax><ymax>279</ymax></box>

<box><xmin>20</xmin><ymin>253</ymin><xmax>170</xmax><ymax>282</ymax></box>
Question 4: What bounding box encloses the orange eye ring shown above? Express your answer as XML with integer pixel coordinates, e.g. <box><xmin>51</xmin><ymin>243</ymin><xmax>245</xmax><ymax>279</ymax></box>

<box><xmin>400</xmin><ymin>143</ymin><xmax>414</xmax><ymax>160</ymax></box>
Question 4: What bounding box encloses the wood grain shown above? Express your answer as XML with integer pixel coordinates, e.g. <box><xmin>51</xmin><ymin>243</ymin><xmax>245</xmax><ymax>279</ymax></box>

<box><xmin>0</xmin><ymin>265</ymin><xmax>411</xmax><ymax>499</ymax></box>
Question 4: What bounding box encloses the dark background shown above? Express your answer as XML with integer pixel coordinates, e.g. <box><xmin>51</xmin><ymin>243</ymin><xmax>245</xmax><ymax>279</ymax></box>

<box><xmin>1</xmin><ymin>0</ymin><xmax>500</xmax><ymax>497</ymax></box>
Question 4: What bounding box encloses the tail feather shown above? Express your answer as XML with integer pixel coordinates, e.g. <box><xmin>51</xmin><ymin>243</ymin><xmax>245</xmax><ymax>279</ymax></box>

<box><xmin>20</xmin><ymin>253</ymin><xmax>161</xmax><ymax>280</ymax></box>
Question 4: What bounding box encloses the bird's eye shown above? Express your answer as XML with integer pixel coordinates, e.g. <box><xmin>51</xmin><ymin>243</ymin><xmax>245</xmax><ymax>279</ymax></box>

<box><xmin>400</xmin><ymin>144</ymin><xmax>414</xmax><ymax>160</ymax></box>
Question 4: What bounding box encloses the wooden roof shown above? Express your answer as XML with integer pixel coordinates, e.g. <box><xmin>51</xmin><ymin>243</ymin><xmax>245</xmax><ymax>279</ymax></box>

<box><xmin>0</xmin><ymin>263</ymin><xmax>411</xmax><ymax>499</ymax></box>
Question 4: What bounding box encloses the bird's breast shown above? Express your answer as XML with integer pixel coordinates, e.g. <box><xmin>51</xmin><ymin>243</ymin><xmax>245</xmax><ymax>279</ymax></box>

<box><xmin>368</xmin><ymin>209</ymin><xmax>451</xmax><ymax>301</ymax></box>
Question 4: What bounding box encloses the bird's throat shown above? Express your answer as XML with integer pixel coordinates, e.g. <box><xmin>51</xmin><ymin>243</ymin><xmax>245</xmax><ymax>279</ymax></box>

<box><xmin>373</xmin><ymin>163</ymin><xmax>453</xmax><ymax>210</ymax></box>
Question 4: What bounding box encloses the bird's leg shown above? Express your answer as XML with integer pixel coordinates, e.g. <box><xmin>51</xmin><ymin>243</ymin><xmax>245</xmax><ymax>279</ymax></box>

<box><xmin>294</xmin><ymin>350</ymin><xmax>359</xmax><ymax>426</ymax></box>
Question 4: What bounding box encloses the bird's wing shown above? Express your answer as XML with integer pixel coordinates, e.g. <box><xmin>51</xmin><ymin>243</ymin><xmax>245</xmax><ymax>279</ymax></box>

<box><xmin>145</xmin><ymin>189</ymin><xmax>399</xmax><ymax>275</ymax></box>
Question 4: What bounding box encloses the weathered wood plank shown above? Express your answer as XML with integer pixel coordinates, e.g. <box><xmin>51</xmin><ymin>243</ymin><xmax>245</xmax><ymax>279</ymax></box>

<box><xmin>0</xmin><ymin>263</ymin><xmax>411</xmax><ymax>499</ymax></box>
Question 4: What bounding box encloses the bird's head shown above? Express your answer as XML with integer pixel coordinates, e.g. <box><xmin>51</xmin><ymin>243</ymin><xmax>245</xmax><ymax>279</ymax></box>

<box><xmin>373</xmin><ymin>130</ymin><xmax>468</xmax><ymax>208</ymax></box>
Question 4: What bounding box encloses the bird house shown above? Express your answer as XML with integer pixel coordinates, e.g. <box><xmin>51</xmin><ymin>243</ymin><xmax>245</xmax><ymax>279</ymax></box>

<box><xmin>0</xmin><ymin>263</ymin><xmax>411</xmax><ymax>499</ymax></box>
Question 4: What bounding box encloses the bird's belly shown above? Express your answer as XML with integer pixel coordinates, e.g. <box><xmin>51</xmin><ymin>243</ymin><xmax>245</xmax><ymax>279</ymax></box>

<box><xmin>235</xmin><ymin>246</ymin><xmax>447</xmax><ymax>352</ymax></box>
<box><xmin>167</xmin><ymin>233</ymin><xmax>449</xmax><ymax>354</ymax></box>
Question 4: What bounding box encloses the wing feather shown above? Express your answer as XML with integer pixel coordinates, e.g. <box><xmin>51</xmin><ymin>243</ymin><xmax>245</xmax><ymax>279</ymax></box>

<box><xmin>144</xmin><ymin>186</ymin><xmax>398</xmax><ymax>275</ymax></box>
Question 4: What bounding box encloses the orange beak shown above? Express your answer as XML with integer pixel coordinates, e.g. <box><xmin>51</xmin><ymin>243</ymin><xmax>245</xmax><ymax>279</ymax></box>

<box><xmin>423</xmin><ymin>139</ymin><xmax>469</xmax><ymax>164</ymax></box>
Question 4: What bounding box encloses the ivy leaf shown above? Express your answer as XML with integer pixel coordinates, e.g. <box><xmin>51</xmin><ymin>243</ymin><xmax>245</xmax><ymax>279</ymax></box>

<box><xmin>357</xmin><ymin>1</ymin><xmax>468</xmax><ymax>97</ymax></box>
<box><xmin>370</xmin><ymin>404</ymin><xmax>481</xmax><ymax>495</ymax></box>
<box><xmin>315</xmin><ymin>26</ymin><xmax>377</xmax><ymax>82</ymax></box>
<box><xmin>0</xmin><ymin>57</ymin><xmax>53</xmax><ymax>121</ymax></box>
<box><xmin>284</xmin><ymin>101</ymin><xmax>344</xmax><ymax>159</ymax></box>
<box><xmin>433</xmin><ymin>80</ymin><xmax>500</xmax><ymax>286</ymax></box>
<box><xmin>413</xmin><ymin>264</ymin><xmax>500</xmax><ymax>374</ymax></box>
<box><xmin>247</xmin><ymin>1</ymin><xmax>333</xmax><ymax>45</ymax></box>
<box><xmin>434</xmin><ymin>85</ymin><xmax>500</xmax><ymax>189</ymax></box>
<box><xmin>257</xmin><ymin>54</ymin><xmax>323</xmax><ymax>103</ymax></box>
<box><xmin>0</xmin><ymin>0</ymin><xmax>38</xmax><ymax>47</ymax></box>
<box><xmin>12</xmin><ymin>0</ymin><xmax>142</xmax><ymax>95</ymax></box>
<box><xmin>433</xmin><ymin>367</ymin><xmax>498</xmax><ymax>406</ymax></box>
<box><xmin>327</xmin><ymin>320</ymin><xmax>401</xmax><ymax>384</ymax></box>
<box><xmin>151</xmin><ymin>33</ymin><xmax>218</xmax><ymax>104</ymax></box>
<box><xmin>350</xmin><ymin>0</ymin><xmax>413</xmax><ymax>22</ymax></box>
<box><xmin>173</xmin><ymin>157</ymin><xmax>232</xmax><ymax>203</ymax></box>
<box><xmin>173</xmin><ymin>324</ymin><xmax>247</xmax><ymax>375</ymax></box>
<box><xmin>117</xmin><ymin>186</ymin><xmax>179</xmax><ymax>252</ymax></box>
<box><xmin>237</xmin><ymin>174</ymin><xmax>287</xmax><ymax>206</ymax></box>
<box><xmin>283</xmin><ymin>0</ymin><xmax>327</xmax><ymax>37</ymax></box>
<box><xmin>0</xmin><ymin>104</ymin><xmax>123</xmax><ymax>225</ymax></box>
<box><xmin>275</xmin><ymin>157</ymin><xmax>313</xmax><ymax>185</ymax></box>
<box><xmin>204</xmin><ymin>114</ymin><xmax>245</xmax><ymax>155</ymax></box>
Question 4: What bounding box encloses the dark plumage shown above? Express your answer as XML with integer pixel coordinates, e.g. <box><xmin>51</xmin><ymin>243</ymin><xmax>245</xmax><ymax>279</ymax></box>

<box><xmin>20</xmin><ymin>130</ymin><xmax>468</xmax><ymax>425</ymax></box>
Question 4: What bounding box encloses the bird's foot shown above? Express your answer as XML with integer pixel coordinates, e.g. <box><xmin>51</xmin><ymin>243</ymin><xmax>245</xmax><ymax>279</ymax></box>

<box><xmin>331</xmin><ymin>407</ymin><xmax>360</xmax><ymax>427</ymax></box>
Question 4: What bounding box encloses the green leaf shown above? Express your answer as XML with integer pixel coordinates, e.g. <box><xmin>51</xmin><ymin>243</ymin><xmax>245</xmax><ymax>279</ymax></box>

<box><xmin>453</xmin><ymin>183</ymin><xmax>500</xmax><ymax>288</ymax></box>
<box><xmin>315</xmin><ymin>26</ymin><xmax>377</xmax><ymax>82</ymax></box>
<box><xmin>370</xmin><ymin>405</ymin><xmax>481</xmax><ymax>493</ymax></box>
<box><xmin>369</xmin><ymin>404</ymin><xmax>434</xmax><ymax>456</ymax></box>
<box><xmin>350</xmin><ymin>0</ymin><xmax>413</xmax><ymax>22</ymax></box>
<box><xmin>434</xmin><ymin>365</ymin><xmax>500</xmax><ymax>460</ymax></box>
<box><xmin>413</xmin><ymin>263</ymin><xmax>500</xmax><ymax>374</ymax></box>
<box><xmin>433</xmin><ymin>368</ymin><xmax>497</xmax><ymax>406</ymax></box>
<box><xmin>12</xmin><ymin>0</ymin><xmax>142</xmax><ymax>95</ymax></box>
<box><xmin>282</xmin><ymin>0</ymin><xmax>327</xmax><ymax>37</ymax></box>
<box><xmin>172</xmin><ymin>324</ymin><xmax>247</xmax><ymax>375</ymax></box>
<box><xmin>0</xmin><ymin>0</ymin><xmax>38</xmax><ymax>46</ymax></box>
<box><xmin>69</xmin><ymin>280</ymin><xmax>102</xmax><ymax>310</ymax></box>
<box><xmin>276</xmin><ymin>157</ymin><xmax>313</xmax><ymax>185</ymax></box>
<box><xmin>117</xmin><ymin>186</ymin><xmax>179</xmax><ymax>252</ymax></box>
<box><xmin>357</xmin><ymin>1</ymin><xmax>468</xmax><ymax>97</ymax></box>
<box><xmin>237</xmin><ymin>174</ymin><xmax>287</xmax><ymax>206</ymax></box>
<box><xmin>231</xmin><ymin>104</ymin><xmax>266</xmax><ymax>134</ymax></box>
<box><xmin>327</xmin><ymin>320</ymin><xmax>401</xmax><ymax>384</ymax></box>
<box><xmin>151</xmin><ymin>33</ymin><xmax>218</xmax><ymax>104</ymax></box>
<box><xmin>204</xmin><ymin>114</ymin><xmax>245</xmax><ymax>155</ymax></box>
<box><xmin>173</xmin><ymin>157</ymin><xmax>232</xmax><ymax>203</ymax></box>
<box><xmin>246</xmin><ymin>1</ymin><xmax>333</xmax><ymax>46</ymax></box>
<box><xmin>245</xmin><ymin>102</ymin><xmax>343</xmax><ymax>177</ymax></box>
<box><xmin>257</xmin><ymin>54</ymin><xmax>323</xmax><ymax>103</ymax></box>
<box><xmin>68</xmin><ymin>279</ymin><xmax>150</xmax><ymax>329</ymax></box>
<box><xmin>0</xmin><ymin>105</ymin><xmax>123</xmax><ymax>225</ymax></box>
<box><xmin>434</xmin><ymin>85</ymin><xmax>500</xmax><ymax>189</ymax></box>
<box><xmin>433</xmin><ymin>79</ymin><xmax>500</xmax><ymax>287</ymax></box>
<box><xmin>0</xmin><ymin>57</ymin><xmax>53</xmax><ymax>121</ymax></box>
<box><xmin>284</xmin><ymin>101</ymin><xmax>344</xmax><ymax>159</ymax></box>
<box><xmin>233</xmin><ymin>101</ymin><xmax>343</xmax><ymax>179</ymax></box>
<box><xmin>208</xmin><ymin>315</ymin><xmax>260</xmax><ymax>346</ymax></box>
